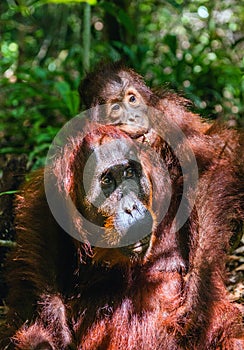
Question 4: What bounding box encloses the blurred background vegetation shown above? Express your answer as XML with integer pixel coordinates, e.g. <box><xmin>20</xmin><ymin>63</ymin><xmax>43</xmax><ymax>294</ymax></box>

<box><xmin>0</xmin><ymin>0</ymin><xmax>243</xmax><ymax>169</ymax></box>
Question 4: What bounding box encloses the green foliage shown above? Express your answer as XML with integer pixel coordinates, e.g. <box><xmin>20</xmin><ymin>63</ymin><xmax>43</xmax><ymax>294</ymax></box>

<box><xmin>54</xmin><ymin>81</ymin><xmax>80</xmax><ymax>116</ymax></box>
<box><xmin>136</xmin><ymin>1</ymin><xmax>244</xmax><ymax>121</ymax></box>
<box><xmin>100</xmin><ymin>1</ymin><xmax>135</xmax><ymax>33</ymax></box>
<box><xmin>39</xmin><ymin>0</ymin><xmax>97</xmax><ymax>4</ymax></box>
<box><xmin>0</xmin><ymin>0</ymin><xmax>243</xmax><ymax>168</ymax></box>
<box><xmin>0</xmin><ymin>63</ymin><xmax>79</xmax><ymax>168</ymax></box>
<box><xmin>6</xmin><ymin>0</ymin><xmax>96</xmax><ymax>16</ymax></box>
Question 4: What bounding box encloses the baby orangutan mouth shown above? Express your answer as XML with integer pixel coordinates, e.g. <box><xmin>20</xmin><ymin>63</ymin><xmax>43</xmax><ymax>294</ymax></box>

<box><xmin>117</xmin><ymin>123</ymin><xmax>149</xmax><ymax>139</ymax></box>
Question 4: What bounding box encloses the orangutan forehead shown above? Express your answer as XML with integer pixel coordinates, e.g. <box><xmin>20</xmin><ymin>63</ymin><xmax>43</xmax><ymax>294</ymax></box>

<box><xmin>104</xmin><ymin>77</ymin><xmax>130</xmax><ymax>100</ymax></box>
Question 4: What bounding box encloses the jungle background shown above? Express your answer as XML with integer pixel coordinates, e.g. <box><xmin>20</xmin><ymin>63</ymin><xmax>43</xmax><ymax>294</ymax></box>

<box><xmin>0</xmin><ymin>0</ymin><xmax>243</xmax><ymax>316</ymax></box>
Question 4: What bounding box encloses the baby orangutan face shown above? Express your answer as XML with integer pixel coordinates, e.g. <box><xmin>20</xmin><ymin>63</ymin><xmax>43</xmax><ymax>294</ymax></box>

<box><xmin>104</xmin><ymin>80</ymin><xmax>150</xmax><ymax>138</ymax></box>
<box><xmin>79</xmin><ymin>66</ymin><xmax>153</xmax><ymax>138</ymax></box>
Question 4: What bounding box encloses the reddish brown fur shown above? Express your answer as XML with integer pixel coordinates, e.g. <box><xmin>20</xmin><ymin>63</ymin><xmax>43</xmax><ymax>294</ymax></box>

<box><xmin>0</xmin><ymin>64</ymin><xmax>244</xmax><ymax>349</ymax></box>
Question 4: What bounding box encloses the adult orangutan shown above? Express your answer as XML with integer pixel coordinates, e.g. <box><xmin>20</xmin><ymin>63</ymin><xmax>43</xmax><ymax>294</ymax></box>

<box><xmin>0</xmin><ymin>63</ymin><xmax>243</xmax><ymax>349</ymax></box>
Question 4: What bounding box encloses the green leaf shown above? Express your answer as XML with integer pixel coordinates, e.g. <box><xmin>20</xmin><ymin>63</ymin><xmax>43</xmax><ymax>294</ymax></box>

<box><xmin>0</xmin><ymin>239</ymin><xmax>17</xmax><ymax>248</ymax></box>
<box><xmin>36</xmin><ymin>0</ymin><xmax>97</xmax><ymax>5</ymax></box>
<box><xmin>54</xmin><ymin>81</ymin><xmax>79</xmax><ymax>116</ymax></box>
<box><xmin>28</xmin><ymin>143</ymin><xmax>51</xmax><ymax>166</ymax></box>
<box><xmin>55</xmin><ymin>81</ymin><xmax>71</xmax><ymax>97</ymax></box>
<box><xmin>0</xmin><ymin>190</ymin><xmax>19</xmax><ymax>197</ymax></box>
<box><xmin>0</xmin><ymin>147</ymin><xmax>24</xmax><ymax>154</ymax></box>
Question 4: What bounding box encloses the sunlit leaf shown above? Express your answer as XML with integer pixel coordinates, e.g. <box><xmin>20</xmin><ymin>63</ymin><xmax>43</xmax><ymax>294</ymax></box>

<box><xmin>36</xmin><ymin>0</ymin><xmax>97</xmax><ymax>5</ymax></box>
<box><xmin>0</xmin><ymin>190</ymin><xmax>18</xmax><ymax>197</ymax></box>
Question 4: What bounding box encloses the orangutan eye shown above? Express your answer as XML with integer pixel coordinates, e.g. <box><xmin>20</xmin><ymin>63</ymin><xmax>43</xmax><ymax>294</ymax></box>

<box><xmin>111</xmin><ymin>104</ymin><xmax>121</xmax><ymax>111</ymax></box>
<box><xmin>101</xmin><ymin>173</ymin><xmax>113</xmax><ymax>185</ymax></box>
<box><xmin>129</xmin><ymin>95</ymin><xmax>137</xmax><ymax>103</ymax></box>
<box><xmin>124</xmin><ymin>166</ymin><xmax>136</xmax><ymax>179</ymax></box>
<box><xmin>100</xmin><ymin>171</ymin><xmax>116</xmax><ymax>197</ymax></box>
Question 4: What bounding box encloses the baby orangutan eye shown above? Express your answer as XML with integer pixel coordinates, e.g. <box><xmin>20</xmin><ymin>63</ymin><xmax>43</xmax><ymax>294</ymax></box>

<box><xmin>129</xmin><ymin>95</ymin><xmax>137</xmax><ymax>104</ymax></box>
<box><xmin>109</xmin><ymin>104</ymin><xmax>122</xmax><ymax>120</ymax></box>
<box><xmin>111</xmin><ymin>104</ymin><xmax>121</xmax><ymax>111</ymax></box>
